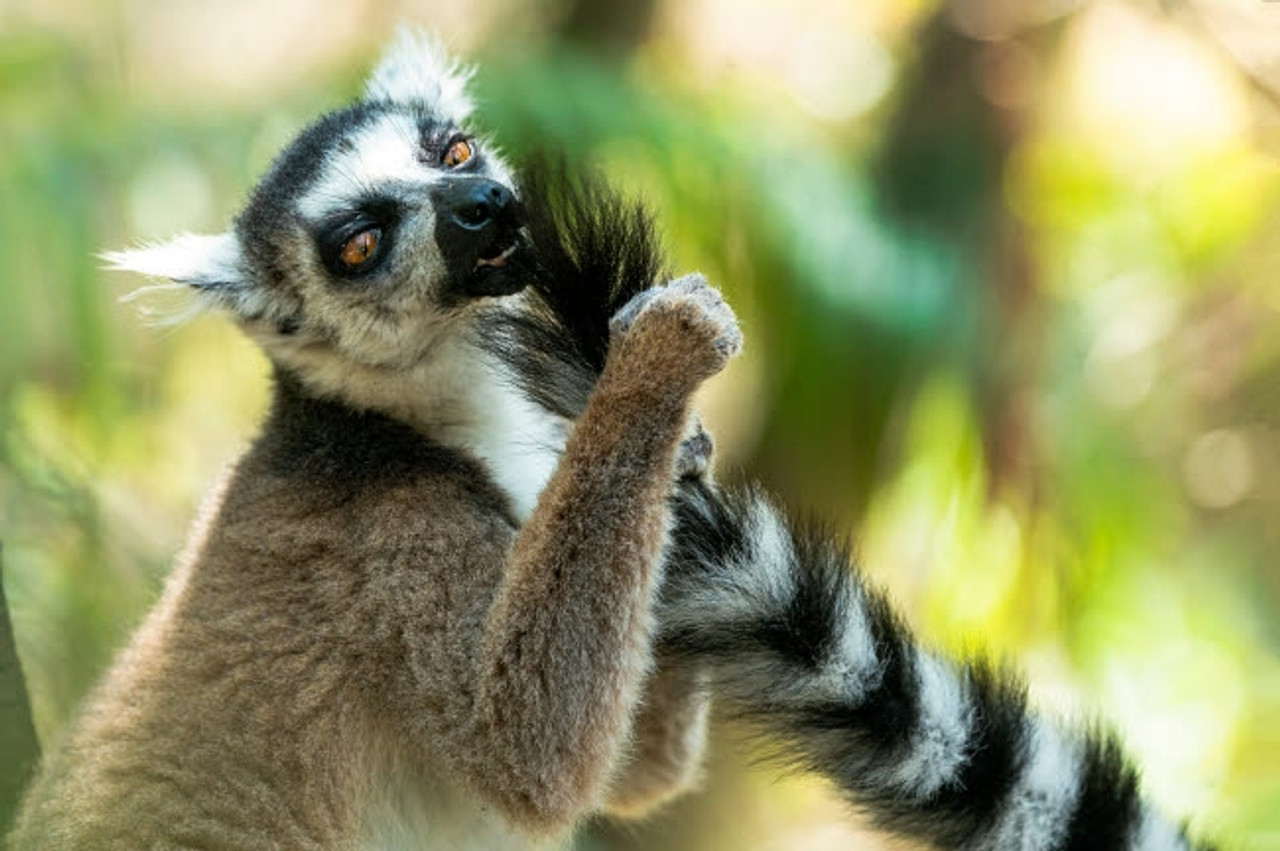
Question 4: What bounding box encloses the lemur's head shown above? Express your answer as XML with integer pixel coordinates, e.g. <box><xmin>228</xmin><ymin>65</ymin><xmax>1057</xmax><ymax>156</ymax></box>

<box><xmin>108</xmin><ymin>30</ymin><xmax>526</xmax><ymax>372</ymax></box>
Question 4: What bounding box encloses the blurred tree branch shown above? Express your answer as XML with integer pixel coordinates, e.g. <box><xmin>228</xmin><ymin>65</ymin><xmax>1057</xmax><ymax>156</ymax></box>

<box><xmin>0</xmin><ymin>547</ymin><xmax>40</xmax><ymax>835</ymax></box>
<box><xmin>875</xmin><ymin>2</ymin><xmax>1070</xmax><ymax>503</ymax></box>
<box><xmin>556</xmin><ymin>0</ymin><xmax>656</xmax><ymax>57</ymax></box>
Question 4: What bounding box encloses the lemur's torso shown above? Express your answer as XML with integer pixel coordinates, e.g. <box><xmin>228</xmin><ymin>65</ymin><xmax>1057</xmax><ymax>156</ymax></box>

<box><xmin>24</xmin><ymin>380</ymin><xmax>508</xmax><ymax>848</ymax></box>
<box><xmin>19</xmin><ymin>373</ymin><xmax>561</xmax><ymax>850</ymax></box>
<box><xmin>13</xmin><ymin>280</ymin><xmax>731</xmax><ymax>851</ymax></box>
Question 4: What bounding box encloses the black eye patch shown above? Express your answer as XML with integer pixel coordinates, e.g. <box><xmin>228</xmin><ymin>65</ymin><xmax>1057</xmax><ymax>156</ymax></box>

<box><xmin>313</xmin><ymin>197</ymin><xmax>402</xmax><ymax>281</ymax></box>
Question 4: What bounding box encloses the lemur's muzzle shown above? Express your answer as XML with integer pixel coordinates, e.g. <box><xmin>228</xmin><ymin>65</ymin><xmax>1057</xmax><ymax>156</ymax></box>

<box><xmin>432</xmin><ymin>178</ymin><xmax>528</xmax><ymax>298</ymax></box>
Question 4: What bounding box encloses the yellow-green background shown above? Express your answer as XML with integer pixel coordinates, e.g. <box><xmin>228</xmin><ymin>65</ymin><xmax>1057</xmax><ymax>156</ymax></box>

<box><xmin>2</xmin><ymin>0</ymin><xmax>1278</xmax><ymax>847</ymax></box>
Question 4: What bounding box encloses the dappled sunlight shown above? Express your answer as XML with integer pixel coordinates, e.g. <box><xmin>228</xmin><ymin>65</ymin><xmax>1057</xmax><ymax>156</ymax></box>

<box><xmin>3</xmin><ymin>0</ymin><xmax>1279</xmax><ymax>847</ymax></box>
<box><xmin>1057</xmin><ymin>2</ymin><xmax>1250</xmax><ymax>180</ymax></box>
<box><xmin>660</xmin><ymin>0</ymin><xmax>894</xmax><ymax>109</ymax></box>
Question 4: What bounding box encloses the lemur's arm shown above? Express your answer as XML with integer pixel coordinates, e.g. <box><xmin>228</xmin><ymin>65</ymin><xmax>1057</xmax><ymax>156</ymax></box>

<box><xmin>460</xmin><ymin>275</ymin><xmax>738</xmax><ymax>832</ymax></box>
<box><xmin>601</xmin><ymin>425</ymin><xmax>716</xmax><ymax>819</ymax></box>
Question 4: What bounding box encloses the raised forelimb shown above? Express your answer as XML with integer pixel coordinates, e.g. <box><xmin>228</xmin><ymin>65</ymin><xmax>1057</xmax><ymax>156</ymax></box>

<box><xmin>462</xmin><ymin>274</ymin><xmax>739</xmax><ymax>831</ymax></box>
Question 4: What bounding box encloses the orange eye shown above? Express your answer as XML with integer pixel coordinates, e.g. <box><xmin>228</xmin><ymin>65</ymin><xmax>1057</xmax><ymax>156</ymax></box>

<box><xmin>443</xmin><ymin>137</ymin><xmax>473</xmax><ymax>168</ymax></box>
<box><xmin>339</xmin><ymin>229</ymin><xmax>380</xmax><ymax>268</ymax></box>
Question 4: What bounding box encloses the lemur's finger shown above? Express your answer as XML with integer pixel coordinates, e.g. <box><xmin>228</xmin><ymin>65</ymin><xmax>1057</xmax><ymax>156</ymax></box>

<box><xmin>674</xmin><ymin>419</ymin><xmax>714</xmax><ymax>480</ymax></box>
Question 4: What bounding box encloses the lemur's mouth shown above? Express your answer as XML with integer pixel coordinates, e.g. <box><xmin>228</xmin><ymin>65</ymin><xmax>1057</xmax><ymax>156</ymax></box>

<box><xmin>457</xmin><ymin>232</ymin><xmax>530</xmax><ymax>299</ymax></box>
<box><xmin>475</xmin><ymin>240</ymin><xmax>519</xmax><ymax>270</ymax></box>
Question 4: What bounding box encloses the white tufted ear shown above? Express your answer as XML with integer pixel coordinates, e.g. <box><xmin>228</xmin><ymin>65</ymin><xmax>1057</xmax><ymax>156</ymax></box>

<box><xmin>365</xmin><ymin>28</ymin><xmax>474</xmax><ymax>123</ymax></box>
<box><xmin>102</xmin><ymin>232</ymin><xmax>245</xmax><ymax>290</ymax></box>
<box><xmin>102</xmin><ymin>232</ymin><xmax>253</xmax><ymax>325</ymax></box>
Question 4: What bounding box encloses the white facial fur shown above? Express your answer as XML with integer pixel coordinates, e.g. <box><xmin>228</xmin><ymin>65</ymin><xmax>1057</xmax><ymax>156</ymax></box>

<box><xmin>297</xmin><ymin>113</ymin><xmax>430</xmax><ymax>221</ymax></box>
<box><xmin>294</xmin><ymin>110</ymin><xmax>514</xmax><ymax>225</ymax></box>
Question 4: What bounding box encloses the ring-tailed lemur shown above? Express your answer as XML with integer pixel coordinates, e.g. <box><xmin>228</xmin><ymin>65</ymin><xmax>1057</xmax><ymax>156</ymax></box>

<box><xmin>8</xmin><ymin>30</ymin><xmax>1216</xmax><ymax>851</ymax></box>
<box><xmin>9</xmin><ymin>31</ymin><xmax>730</xmax><ymax>850</ymax></box>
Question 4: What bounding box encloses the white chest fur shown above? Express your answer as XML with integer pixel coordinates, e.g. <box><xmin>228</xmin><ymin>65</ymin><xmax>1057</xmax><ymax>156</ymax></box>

<box><xmin>358</xmin><ymin>773</ymin><xmax>557</xmax><ymax>851</ymax></box>
<box><xmin>265</xmin><ymin>323</ymin><xmax>570</xmax><ymax>523</ymax></box>
<box><xmin>439</xmin><ymin>361</ymin><xmax>569</xmax><ymax>521</ymax></box>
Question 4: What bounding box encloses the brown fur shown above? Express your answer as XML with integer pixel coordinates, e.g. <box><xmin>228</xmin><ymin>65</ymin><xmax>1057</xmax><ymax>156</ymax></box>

<box><xmin>604</xmin><ymin>660</ymin><xmax>709</xmax><ymax>819</ymax></box>
<box><xmin>8</xmin><ymin>279</ymin><xmax>737</xmax><ymax>850</ymax></box>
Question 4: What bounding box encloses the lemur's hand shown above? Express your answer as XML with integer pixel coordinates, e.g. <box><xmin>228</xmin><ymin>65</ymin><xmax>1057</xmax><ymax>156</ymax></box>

<box><xmin>675</xmin><ymin>418</ymin><xmax>714</xmax><ymax>481</ymax></box>
<box><xmin>609</xmin><ymin>273</ymin><xmax>742</xmax><ymax>383</ymax></box>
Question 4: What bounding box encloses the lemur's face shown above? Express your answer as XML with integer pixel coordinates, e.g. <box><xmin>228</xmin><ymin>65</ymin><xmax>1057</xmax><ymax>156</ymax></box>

<box><xmin>107</xmin><ymin>31</ymin><xmax>525</xmax><ymax>371</ymax></box>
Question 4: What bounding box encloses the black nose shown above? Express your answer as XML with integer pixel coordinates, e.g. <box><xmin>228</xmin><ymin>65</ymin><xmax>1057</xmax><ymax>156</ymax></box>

<box><xmin>437</xmin><ymin>179</ymin><xmax>518</xmax><ymax>231</ymax></box>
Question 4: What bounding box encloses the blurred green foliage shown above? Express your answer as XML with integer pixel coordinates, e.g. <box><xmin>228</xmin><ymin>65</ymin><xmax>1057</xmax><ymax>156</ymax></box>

<box><xmin>2</xmin><ymin>1</ymin><xmax>1278</xmax><ymax>848</ymax></box>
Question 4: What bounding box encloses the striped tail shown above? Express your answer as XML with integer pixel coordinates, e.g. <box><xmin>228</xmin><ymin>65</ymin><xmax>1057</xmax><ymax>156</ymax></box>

<box><xmin>660</xmin><ymin>481</ymin><xmax>1217</xmax><ymax>851</ymax></box>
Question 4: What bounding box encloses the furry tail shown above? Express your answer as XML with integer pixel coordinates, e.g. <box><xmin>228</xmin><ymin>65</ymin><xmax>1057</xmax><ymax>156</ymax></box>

<box><xmin>661</xmin><ymin>481</ymin><xmax>1216</xmax><ymax>851</ymax></box>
